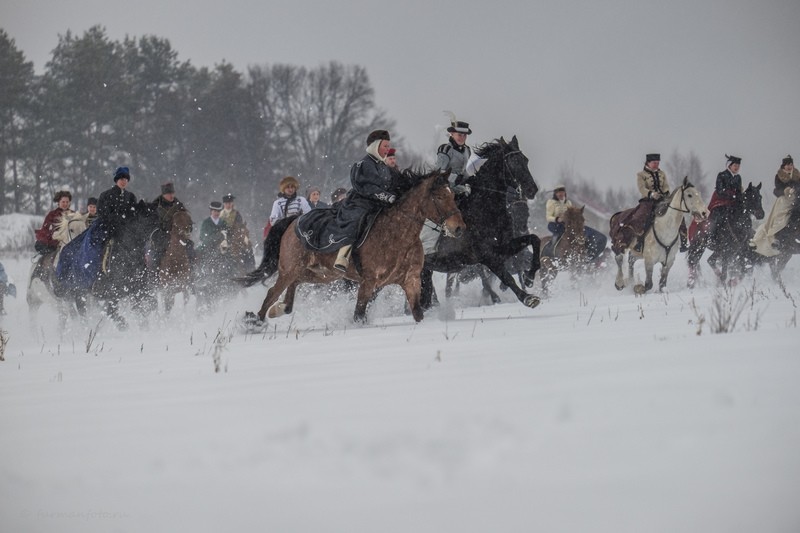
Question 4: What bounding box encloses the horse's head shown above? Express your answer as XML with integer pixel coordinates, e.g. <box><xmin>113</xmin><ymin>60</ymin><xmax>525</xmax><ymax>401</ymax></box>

<box><xmin>170</xmin><ymin>210</ymin><xmax>194</xmax><ymax>240</ymax></box>
<box><xmin>676</xmin><ymin>176</ymin><xmax>709</xmax><ymax>222</ymax></box>
<box><xmin>409</xmin><ymin>170</ymin><xmax>465</xmax><ymax>238</ymax></box>
<box><xmin>742</xmin><ymin>182</ymin><xmax>765</xmax><ymax>220</ymax></box>
<box><xmin>562</xmin><ymin>205</ymin><xmax>587</xmax><ymax>244</ymax></box>
<box><xmin>475</xmin><ymin>135</ymin><xmax>538</xmax><ymax>200</ymax></box>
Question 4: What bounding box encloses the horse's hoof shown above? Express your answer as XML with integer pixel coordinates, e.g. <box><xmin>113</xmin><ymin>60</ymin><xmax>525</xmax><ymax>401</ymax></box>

<box><xmin>523</xmin><ymin>295</ymin><xmax>541</xmax><ymax>308</ymax></box>
<box><xmin>241</xmin><ymin>311</ymin><xmax>266</xmax><ymax>332</ymax></box>
<box><xmin>634</xmin><ymin>284</ymin><xmax>646</xmax><ymax>295</ymax></box>
<box><xmin>615</xmin><ymin>282</ymin><xmax>625</xmax><ymax>291</ymax></box>
<box><xmin>267</xmin><ymin>302</ymin><xmax>287</xmax><ymax>319</ymax></box>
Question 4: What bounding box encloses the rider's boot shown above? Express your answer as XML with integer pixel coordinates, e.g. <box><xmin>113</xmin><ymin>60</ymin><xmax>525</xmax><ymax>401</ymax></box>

<box><xmin>334</xmin><ymin>245</ymin><xmax>352</xmax><ymax>272</ymax></box>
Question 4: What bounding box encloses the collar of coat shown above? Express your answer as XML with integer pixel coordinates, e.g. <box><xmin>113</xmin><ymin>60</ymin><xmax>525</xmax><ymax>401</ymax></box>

<box><xmin>777</xmin><ymin>167</ymin><xmax>800</xmax><ymax>183</ymax></box>
<box><xmin>449</xmin><ymin>137</ymin><xmax>467</xmax><ymax>153</ymax></box>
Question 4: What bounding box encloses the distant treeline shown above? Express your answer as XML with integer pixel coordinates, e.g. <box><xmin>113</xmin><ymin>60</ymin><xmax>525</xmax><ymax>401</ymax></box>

<box><xmin>0</xmin><ymin>26</ymin><xmax>398</xmax><ymax>219</ymax></box>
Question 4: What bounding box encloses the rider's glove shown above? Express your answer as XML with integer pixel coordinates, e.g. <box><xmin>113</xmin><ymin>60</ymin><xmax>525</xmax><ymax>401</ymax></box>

<box><xmin>453</xmin><ymin>184</ymin><xmax>471</xmax><ymax>196</ymax></box>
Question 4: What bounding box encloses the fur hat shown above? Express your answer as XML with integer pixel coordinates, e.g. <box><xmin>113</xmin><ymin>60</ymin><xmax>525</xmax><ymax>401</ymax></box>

<box><xmin>53</xmin><ymin>190</ymin><xmax>72</xmax><ymax>203</ymax></box>
<box><xmin>331</xmin><ymin>187</ymin><xmax>347</xmax><ymax>203</ymax></box>
<box><xmin>279</xmin><ymin>176</ymin><xmax>300</xmax><ymax>193</ymax></box>
<box><xmin>305</xmin><ymin>186</ymin><xmax>321</xmax><ymax>197</ymax></box>
<box><xmin>782</xmin><ymin>155</ymin><xmax>793</xmax><ymax>167</ymax></box>
<box><xmin>553</xmin><ymin>184</ymin><xmax>566</xmax><ymax>192</ymax></box>
<box><xmin>447</xmin><ymin>121</ymin><xmax>472</xmax><ymax>135</ymax></box>
<box><xmin>646</xmin><ymin>153</ymin><xmax>660</xmax><ymax>162</ymax></box>
<box><xmin>87</xmin><ymin>197</ymin><xmax>98</xmax><ymax>206</ymax></box>
<box><xmin>209</xmin><ymin>201</ymin><xmax>223</xmax><ymax>211</ymax></box>
<box><xmin>161</xmin><ymin>182</ymin><xmax>175</xmax><ymax>194</ymax></box>
<box><xmin>366</xmin><ymin>130</ymin><xmax>390</xmax><ymax>146</ymax></box>
<box><xmin>386</xmin><ymin>148</ymin><xmax>396</xmax><ymax>157</ymax></box>
<box><xmin>113</xmin><ymin>166</ymin><xmax>130</xmax><ymax>181</ymax></box>
<box><xmin>726</xmin><ymin>154</ymin><xmax>742</xmax><ymax>166</ymax></box>
<box><xmin>222</xmin><ymin>193</ymin><xmax>235</xmax><ymax>203</ymax></box>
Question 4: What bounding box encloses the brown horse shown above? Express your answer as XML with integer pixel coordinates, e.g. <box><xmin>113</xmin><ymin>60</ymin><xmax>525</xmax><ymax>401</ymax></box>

<box><xmin>226</xmin><ymin>218</ymin><xmax>256</xmax><ymax>276</ymax></box>
<box><xmin>157</xmin><ymin>209</ymin><xmax>193</xmax><ymax>313</ymax></box>
<box><xmin>240</xmin><ymin>171</ymin><xmax>465</xmax><ymax>325</ymax></box>
<box><xmin>538</xmin><ymin>205</ymin><xmax>587</xmax><ymax>292</ymax></box>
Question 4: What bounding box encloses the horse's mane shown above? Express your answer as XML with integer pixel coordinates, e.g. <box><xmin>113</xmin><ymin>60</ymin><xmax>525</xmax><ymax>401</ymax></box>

<box><xmin>474</xmin><ymin>138</ymin><xmax>508</xmax><ymax>160</ymax></box>
<box><xmin>53</xmin><ymin>212</ymin><xmax>88</xmax><ymax>243</ymax></box>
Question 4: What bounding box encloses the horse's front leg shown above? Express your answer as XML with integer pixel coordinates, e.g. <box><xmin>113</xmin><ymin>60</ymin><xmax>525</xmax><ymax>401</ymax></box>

<box><xmin>419</xmin><ymin>267</ymin><xmax>437</xmax><ymax>310</ymax></box>
<box><xmin>516</xmin><ymin>234</ymin><xmax>541</xmax><ymax>287</ymax></box>
<box><xmin>658</xmin><ymin>259</ymin><xmax>673</xmax><ymax>292</ymax></box>
<box><xmin>354</xmin><ymin>279</ymin><xmax>379</xmax><ymax>323</ymax></box>
<box><xmin>400</xmin><ymin>272</ymin><xmax>424</xmax><ymax>322</ymax></box>
<box><xmin>614</xmin><ymin>251</ymin><xmax>626</xmax><ymax>290</ymax></box>
<box><xmin>635</xmin><ymin>260</ymin><xmax>655</xmax><ymax>294</ymax></box>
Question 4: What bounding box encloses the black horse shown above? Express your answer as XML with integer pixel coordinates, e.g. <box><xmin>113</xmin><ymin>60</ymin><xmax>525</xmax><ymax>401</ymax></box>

<box><xmin>57</xmin><ymin>202</ymin><xmax>159</xmax><ymax>329</ymax></box>
<box><xmin>686</xmin><ymin>182</ymin><xmax>764</xmax><ymax>286</ymax></box>
<box><xmin>421</xmin><ymin>136</ymin><xmax>541</xmax><ymax>310</ymax></box>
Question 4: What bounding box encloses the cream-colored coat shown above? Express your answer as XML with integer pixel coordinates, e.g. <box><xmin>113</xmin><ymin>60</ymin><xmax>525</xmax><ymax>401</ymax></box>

<box><xmin>750</xmin><ymin>169</ymin><xmax>800</xmax><ymax>257</ymax></box>
<box><xmin>546</xmin><ymin>198</ymin><xmax>573</xmax><ymax>223</ymax></box>
<box><xmin>637</xmin><ymin>169</ymin><xmax>671</xmax><ymax>199</ymax></box>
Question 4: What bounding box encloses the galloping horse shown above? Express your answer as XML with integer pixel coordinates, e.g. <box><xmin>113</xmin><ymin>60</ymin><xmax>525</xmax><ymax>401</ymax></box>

<box><xmin>686</xmin><ymin>182</ymin><xmax>764</xmax><ymax>287</ymax></box>
<box><xmin>611</xmin><ymin>177</ymin><xmax>708</xmax><ymax>294</ymax></box>
<box><xmin>743</xmin><ymin>199</ymin><xmax>800</xmax><ymax>285</ymax></box>
<box><xmin>421</xmin><ymin>136</ymin><xmax>541</xmax><ymax>310</ymax></box>
<box><xmin>239</xmin><ymin>171</ymin><xmax>465</xmax><ymax>324</ymax></box>
<box><xmin>538</xmin><ymin>205</ymin><xmax>587</xmax><ymax>292</ymax></box>
<box><xmin>27</xmin><ymin>212</ymin><xmax>89</xmax><ymax>314</ymax></box>
<box><xmin>226</xmin><ymin>218</ymin><xmax>256</xmax><ymax>276</ymax></box>
<box><xmin>157</xmin><ymin>209</ymin><xmax>193</xmax><ymax>314</ymax></box>
<box><xmin>57</xmin><ymin>203</ymin><xmax>160</xmax><ymax>329</ymax></box>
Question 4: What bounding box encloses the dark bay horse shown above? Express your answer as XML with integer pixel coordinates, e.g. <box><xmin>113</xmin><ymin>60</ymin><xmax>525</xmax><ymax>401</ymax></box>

<box><xmin>239</xmin><ymin>171</ymin><xmax>465</xmax><ymax>325</ymax></box>
<box><xmin>227</xmin><ymin>218</ymin><xmax>256</xmax><ymax>276</ymax></box>
<box><xmin>421</xmin><ymin>136</ymin><xmax>541</xmax><ymax>310</ymax></box>
<box><xmin>57</xmin><ymin>202</ymin><xmax>160</xmax><ymax>329</ymax></box>
<box><xmin>538</xmin><ymin>205</ymin><xmax>587</xmax><ymax>292</ymax></box>
<box><xmin>157</xmin><ymin>209</ymin><xmax>193</xmax><ymax>314</ymax></box>
<box><xmin>686</xmin><ymin>182</ymin><xmax>764</xmax><ymax>287</ymax></box>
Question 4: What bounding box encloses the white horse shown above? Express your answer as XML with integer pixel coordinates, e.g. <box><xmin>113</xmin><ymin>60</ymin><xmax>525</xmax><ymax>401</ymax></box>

<box><xmin>28</xmin><ymin>212</ymin><xmax>90</xmax><ymax>313</ymax></box>
<box><xmin>614</xmin><ymin>177</ymin><xmax>709</xmax><ymax>294</ymax></box>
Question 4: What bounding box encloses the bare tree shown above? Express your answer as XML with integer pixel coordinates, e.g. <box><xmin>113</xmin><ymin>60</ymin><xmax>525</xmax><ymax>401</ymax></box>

<box><xmin>248</xmin><ymin>62</ymin><xmax>394</xmax><ymax>193</ymax></box>
<box><xmin>664</xmin><ymin>149</ymin><xmax>708</xmax><ymax>196</ymax></box>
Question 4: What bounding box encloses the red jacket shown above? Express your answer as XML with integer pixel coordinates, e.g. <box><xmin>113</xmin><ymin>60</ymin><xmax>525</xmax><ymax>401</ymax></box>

<box><xmin>35</xmin><ymin>208</ymin><xmax>69</xmax><ymax>248</ymax></box>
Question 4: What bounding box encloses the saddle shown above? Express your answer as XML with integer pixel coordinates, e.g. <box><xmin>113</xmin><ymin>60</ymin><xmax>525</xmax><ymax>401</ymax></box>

<box><xmin>541</xmin><ymin>235</ymin><xmax>562</xmax><ymax>258</ymax></box>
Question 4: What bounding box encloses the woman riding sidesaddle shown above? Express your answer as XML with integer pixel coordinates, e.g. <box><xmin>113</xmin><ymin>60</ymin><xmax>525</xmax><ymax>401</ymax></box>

<box><xmin>610</xmin><ymin>153</ymin><xmax>688</xmax><ymax>254</ymax></box>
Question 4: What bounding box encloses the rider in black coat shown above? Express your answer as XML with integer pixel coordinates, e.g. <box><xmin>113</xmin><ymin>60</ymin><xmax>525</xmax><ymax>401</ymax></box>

<box><xmin>97</xmin><ymin>166</ymin><xmax>139</xmax><ymax>239</ymax></box>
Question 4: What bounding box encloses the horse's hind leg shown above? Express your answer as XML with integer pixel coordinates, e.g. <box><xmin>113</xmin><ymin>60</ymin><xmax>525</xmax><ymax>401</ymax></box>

<box><xmin>257</xmin><ymin>274</ymin><xmax>293</xmax><ymax>322</ymax></box>
<box><xmin>268</xmin><ymin>281</ymin><xmax>298</xmax><ymax>319</ymax></box>
<box><xmin>479</xmin><ymin>268</ymin><xmax>501</xmax><ymax>304</ymax></box>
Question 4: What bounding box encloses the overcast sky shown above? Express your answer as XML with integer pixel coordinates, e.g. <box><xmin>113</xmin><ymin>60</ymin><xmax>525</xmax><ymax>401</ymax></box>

<box><xmin>3</xmin><ymin>0</ymin><xmax>800</xmax><ymax>191</ymax></box>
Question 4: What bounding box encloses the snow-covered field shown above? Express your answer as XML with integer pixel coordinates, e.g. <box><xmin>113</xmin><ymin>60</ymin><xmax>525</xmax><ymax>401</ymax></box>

<box><xmin>1</xmin><ymin>248</ymin><xmax>799</xmax><ymax>533</ymax></box>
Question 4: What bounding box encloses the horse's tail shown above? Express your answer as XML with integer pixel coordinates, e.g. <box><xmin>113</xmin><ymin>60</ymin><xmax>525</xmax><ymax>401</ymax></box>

<box><xmin>235</xmin><ymin>215</ymin><xmax>298</xmax><ymax>287</ymax></box>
